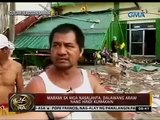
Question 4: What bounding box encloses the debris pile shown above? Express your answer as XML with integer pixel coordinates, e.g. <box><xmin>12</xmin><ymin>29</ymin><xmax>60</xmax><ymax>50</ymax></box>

<box><xmin>23</xmin><ymin>66</ymin><xmax>43</xmax><ymax>86</ymax></box>
<box><xmin>88</xmin><ymin>57</ymin><xmax>160</xmax><ymax>116</ymax></box>
<box><xmin>22</xmin><ymin>57</ymin><xmax>160</xmax><ymax>118</ymax></box>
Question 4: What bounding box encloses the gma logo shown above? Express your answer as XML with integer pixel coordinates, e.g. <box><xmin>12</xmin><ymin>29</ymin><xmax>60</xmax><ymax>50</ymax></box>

<box><xmin>128</xmin><ymin>12</ymin><xmax>145</xmax><ymax>18</ymax></box>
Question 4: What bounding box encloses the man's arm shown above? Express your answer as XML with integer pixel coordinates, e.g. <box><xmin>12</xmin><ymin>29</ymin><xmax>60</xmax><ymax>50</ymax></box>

<box><xmin>16</xmin><ymin>63</ymin><xmax>24</xmax><ymax>93</ymax></box>
<box><xmin>24</xmin><ymin>76</ymin><xmax>46</xmax><ymax>93</ymax></box>
<box><xmin>88</xmin><ymin>73</ymin><xmax>136</xmax><ymax>120</ymax></box>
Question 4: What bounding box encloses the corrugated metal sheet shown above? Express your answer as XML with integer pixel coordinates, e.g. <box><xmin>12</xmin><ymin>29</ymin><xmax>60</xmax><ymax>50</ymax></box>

<box><xmin>15</xmin><ymin>34</ymin><xmax>49</xmax><ymax>49</ymax></box>
<box><xmin>85</xmin><ymin>33</ymin><xmax>105</xmax><ymax>50</ymax></box>
<box><xmin>25</xmin><ymin>12</ymin><xmax>113</xmax><ymax>33</ymax></box>
<box><xmin>14</xmin><ymin>11</ymin><xmax>113</xmax><ymax>50</ymax></box>
<box><xmin>15</xmin><ymin>33</ymin><xmax>105</xmax><ymax>50</ymax></box>
<box><xmin>15</xmin><ymin>16</ymin><xmax>43</xmax><ymax>36</ymax></box>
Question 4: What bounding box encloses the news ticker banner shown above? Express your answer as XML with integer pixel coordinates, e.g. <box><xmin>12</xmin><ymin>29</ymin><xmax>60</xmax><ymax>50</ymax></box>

<box><xmin>8</xmin><ymin>93</ymin><xmax>152</xmax><ymax>112</ymax></box>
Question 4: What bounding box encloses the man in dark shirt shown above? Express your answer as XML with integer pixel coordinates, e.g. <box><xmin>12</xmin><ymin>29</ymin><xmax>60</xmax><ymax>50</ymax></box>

<box><xmin>111</xmin><ymin>36</ymin><xmax>119</xmax><ymax>63</ymax></box>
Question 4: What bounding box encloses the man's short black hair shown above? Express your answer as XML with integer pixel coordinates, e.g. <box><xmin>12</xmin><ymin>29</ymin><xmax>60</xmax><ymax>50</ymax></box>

<box><xmin>49</xmin><ymin>23</ymin><xmax>84</xmax><ymax>52</ymax></box>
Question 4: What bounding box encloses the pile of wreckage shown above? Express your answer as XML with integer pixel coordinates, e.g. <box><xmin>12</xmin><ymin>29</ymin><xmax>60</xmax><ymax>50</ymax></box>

<box><xmin>90</xmin><ymin>57</ymin><xmax>160</xmax><ymax>114</ymax></box>
<box><xmin>23</xmin><ymin>66</ymin><xmax>43</xmax><ymax>87</ymax></box>
<box><xmin>22</xmin><ymin>57</ymin><xmax>160</xmax><ymax>115</ymax></box>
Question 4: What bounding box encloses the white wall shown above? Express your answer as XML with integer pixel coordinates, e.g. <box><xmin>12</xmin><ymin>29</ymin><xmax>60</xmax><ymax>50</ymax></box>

<box><xmin>62</xmin><ymin>2</ymin><xmax>114</xmax><ymax>14</ymax></box>
<box><xmin>119</xmin><ymin>2</ymin><xmax>160</xmax><ymax>21</ymax></box>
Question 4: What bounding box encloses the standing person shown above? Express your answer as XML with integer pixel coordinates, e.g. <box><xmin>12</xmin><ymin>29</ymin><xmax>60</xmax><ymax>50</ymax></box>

<box><xmin>101</xmin><ymin>47</ymin><xmax>108</xmax><ymax>64</ymax></box>
<box><xmin>111</xmin><ymin>36</ymin><xmax>119</xmax><ymax>63</ymax></box>
<box><xmin>0</xmin><ymin>24</ymin><xmax>136</xmax><ymax>119</ymax></box>
<box><xmin>93</xmin><ymin>51</ymin><xmax>97</xmax><ymax>65</ymax></box>
<box><xmin>0</xmin><ymin>34</ymin><xmax>24</xmax><ymax>116</ymax></box>
<box><xmin>24</xmin><ymin>23</ymin><xmax>135</xmax><ymax>120</ymax></box>
<box><xmin>104</xmin><ymin>48</ymin><xmax>112</xmax><ymax>63</ymax></box>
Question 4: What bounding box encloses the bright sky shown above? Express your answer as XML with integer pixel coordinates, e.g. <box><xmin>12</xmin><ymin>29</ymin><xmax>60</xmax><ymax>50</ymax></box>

<box><xmin>16</xmin><ymin>2</ymin><xmax>49</xmax><ymax>10</ymax></box>
<box><xmin>15</xmin><ymin>2</ymin><xmax>49</xmax><ymax>23</ymax></box>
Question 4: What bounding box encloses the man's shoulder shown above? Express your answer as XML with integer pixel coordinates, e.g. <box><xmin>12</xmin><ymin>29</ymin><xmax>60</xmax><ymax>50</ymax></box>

<box><xmin>24</xmin><ymin>75</ymin><xmax>46</xmax><ymax>93</ymax></box>
<box><xmin>10</xmin><ymin>59</ymin><xmax>22</xmax><ymax>69</ymax></box>
<box><xmin>10</xmin><ymin>59</ymin><xmax>21</xmax><ymax>66</ymax></box>
<box><xmin>38</xmin><ymin>70</ymin><xmax>46</xmax><ymax>77</ymax></box>
<box><xmin>81</xmin><ymin>69</ymin><xmax>96</xmax><ymax>81</ymax></box>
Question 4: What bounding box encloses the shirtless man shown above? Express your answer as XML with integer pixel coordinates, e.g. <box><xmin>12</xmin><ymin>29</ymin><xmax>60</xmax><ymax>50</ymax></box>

<box><xmin>0</xmin><ymin>24</ymin><xmax>135</xmax><ymax>119</ymax></box>
<box><xmin>0</xmin><ymin>34</ymin><xmax>24</xmax><ymax>116</ymax></box>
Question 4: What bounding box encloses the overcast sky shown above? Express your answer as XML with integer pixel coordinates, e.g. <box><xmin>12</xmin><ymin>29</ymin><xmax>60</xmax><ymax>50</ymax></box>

<box><xmin>15</xmin><ymin>2</ymin><xmax>50</xmax><ymax>23</ymax></box>
<box><xmin>16</xmin><ymin>2</ymin><xmax>49</xmax><ymax>11</ymax></box>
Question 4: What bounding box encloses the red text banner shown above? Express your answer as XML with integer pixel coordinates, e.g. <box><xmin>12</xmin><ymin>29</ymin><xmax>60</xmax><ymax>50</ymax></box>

<box><xmin>8</xmin><ymin>93</ymin><xmax>151</xmax><ymax>112</ymax></box>
<box><xmin>34</xmin><ymin>93</ymin><xmax>151</xmax><ymax>106</ymax></box>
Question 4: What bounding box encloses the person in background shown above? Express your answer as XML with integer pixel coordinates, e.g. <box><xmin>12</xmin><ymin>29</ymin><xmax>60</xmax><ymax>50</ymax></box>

<box><xmin>101</xmin><ymin>47</ymin><xmax>111</xmax><ymax>64</ymax></box>
<box><xmin>0</xmin><ymin>34</ymin><xmax>24</xmax><ymax>116</ymax></box>
<box><xmin>93</xmin><ymin>51</ymin><xmax>98</xmax><ymax>65</ymax></box>
<box><xmin>94</xmin><ymin>51</ymin><xmax>101</xmax><ymax>65</ymax></box>
<box><xmin>111</xmin><ymin>36</ymin><xmax>120</xmax><ymax>64</ymax></box>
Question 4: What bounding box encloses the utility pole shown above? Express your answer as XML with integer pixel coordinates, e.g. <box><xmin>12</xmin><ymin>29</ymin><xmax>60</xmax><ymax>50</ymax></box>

<box><xmin>4</xmin><ymin>3</ymin><xmax>9</xmax><ymax>32</ymax></box>
<box><xmin>0</xmin><ymin>3</ymin><xmax>7</xmax><ymax>33</ymax></box>
<box><xmin>9</xmin><ymin>2</ymin><xmax>15</xmax><ymax>42</ymax></box>
<box><xmin>0</xmin><ymin>3</ymin><xmax>3</xmax><ymax>33</ymax></box>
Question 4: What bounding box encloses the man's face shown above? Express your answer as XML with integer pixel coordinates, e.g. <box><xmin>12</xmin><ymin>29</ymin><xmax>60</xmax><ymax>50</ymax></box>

<box><xmin>0</xmin><ymin>47</ymin><xmax>10</xmax><ymax>59</ymax></box>
<box><xmin>50</xmin><ymin>31</ymin><xmax>83</xmax><ymax>69</ymax></box>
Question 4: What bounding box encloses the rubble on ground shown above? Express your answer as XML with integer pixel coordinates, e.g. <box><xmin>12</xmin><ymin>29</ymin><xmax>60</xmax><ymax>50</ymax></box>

<box><xmin>87</xmin><ymin>57</ymin><xmax>160</xmax><ymax>116</ymax></box>
<box><xmin>23</xmin><ymin>66</ymin><xmax>43</xmax><ymax>87</ymax></box>
<box><xmin>22</xmin><ymin>57</ymin><xmax>160</xmax><ymax>119</ymax></box>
